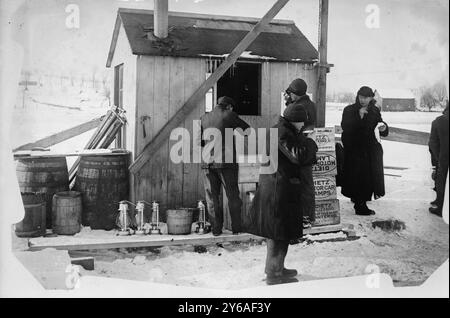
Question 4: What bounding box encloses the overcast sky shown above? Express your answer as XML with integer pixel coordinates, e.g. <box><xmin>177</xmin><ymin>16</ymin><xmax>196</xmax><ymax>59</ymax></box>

<box><xmin>8</xmin><ymin>0</ymin><xmax>450</xmax><ymax>94</ymax></box>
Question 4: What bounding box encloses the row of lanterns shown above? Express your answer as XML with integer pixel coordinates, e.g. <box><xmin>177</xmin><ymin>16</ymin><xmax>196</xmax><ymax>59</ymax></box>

<box><xmin>116</xmin><ymin>200</ymin><xmax>207</xmax><ymax>236</ymax></box>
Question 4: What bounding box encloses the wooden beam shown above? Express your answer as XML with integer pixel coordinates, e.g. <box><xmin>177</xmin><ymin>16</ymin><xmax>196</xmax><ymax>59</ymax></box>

<box><xmin>130</xmin><ymin>0</ymin><xmax>291</xmax><ymax>173</ymax></box>
<box><xmin>315</xmin><ymin>0</ymin><xmax>329</xmax><ymax>128</ymax></box>
<box><xmin>304</xmin><ymin>224</ymin><xmax>343</xmax><ymax>235</ymax></box>
<box><xmin>28</xmin><ymin>233</ymin><xmax>263</xmax><ymax>251</ymax></box>
<box><xmin>13</xmin><ymin>149</ymin><xmax>122</xmax><ymax>159</ymax></box>
<box><xmin>13</xmin><ymin>116</ymin><xmax>104</xmax><ymax>152</ymax></box>
<box><xmin>335</xmin><ymin>126</ymin><xmax>430</xmax><ymax>146</ymax></box>
<box><xmin>382</xmin><ymin>127</ymin><xmax>430</xmax><ymax>146</ymax></box>
<box><xmin>27</xmin><ymin>226</ymin><xmax>345</xmax><ymax>251</ymax></box>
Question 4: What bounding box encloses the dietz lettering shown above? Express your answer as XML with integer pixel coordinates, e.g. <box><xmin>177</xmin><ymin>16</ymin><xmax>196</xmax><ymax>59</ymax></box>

<box><xmin>312</xmin><ymin>153</ymin><xmax>337</xmax><ymax>175</ymax></box>
<box><xmin>314</xmin><ymin>177</ymin><xmax>337</xmax><ymax>200</ymax></box>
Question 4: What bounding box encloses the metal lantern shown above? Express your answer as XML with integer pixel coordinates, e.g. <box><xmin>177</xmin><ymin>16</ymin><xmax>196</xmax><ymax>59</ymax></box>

<box><xmin>135</xmin><ymin>201</ymin><xmax>146</xmax><ymax>235</ymax></box>
<box><xmin>117</xmin><ymin>201</ymin><xmax>131</xmax><ymax>236</ymax></box>
<box><xmin>150</xmin><ymin>201</ymin><xmax>161</xmax><ymax>235</ymax></box>
<box><xmin>196</xmin><ymin>200</ymin><xmax>206</xmax><ymax>234</ymax></box>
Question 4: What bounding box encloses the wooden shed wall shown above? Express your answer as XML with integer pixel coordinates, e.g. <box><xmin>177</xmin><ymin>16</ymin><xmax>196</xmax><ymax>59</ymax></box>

<box><xmin>133</xmin><ymin>56</ymin><xmax>207</xmax><ymax>216</ymax></box>
<box><xmin>132</xmin><ymin>57</ymin><xmax>317</xmax><ymax>215</ymax></box>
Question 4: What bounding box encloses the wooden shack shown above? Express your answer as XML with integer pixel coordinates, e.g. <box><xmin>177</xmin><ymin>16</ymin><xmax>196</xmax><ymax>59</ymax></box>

<box><xmin>106</xmin><ymin>8</ymin><xmax>320</xmax><ymax>213</ymax></box>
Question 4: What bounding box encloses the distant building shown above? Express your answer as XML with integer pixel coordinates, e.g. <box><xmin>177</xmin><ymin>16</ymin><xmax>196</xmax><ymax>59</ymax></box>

<box><xmin>374</xmin><ymin>89</ymin><xmax>416</xmax><ymax>112</ymax></box>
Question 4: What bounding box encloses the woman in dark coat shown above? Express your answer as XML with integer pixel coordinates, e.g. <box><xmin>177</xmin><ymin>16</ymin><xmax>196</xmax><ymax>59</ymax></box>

<box><xmin>244</xmin><ymin>106</ymin><xmax>318</xmax><ymax>285</ymax></box>
<box><xmin>341</xmin><ymin>86</ymin><xmax>389</xmax><ymax>215</ymax></box>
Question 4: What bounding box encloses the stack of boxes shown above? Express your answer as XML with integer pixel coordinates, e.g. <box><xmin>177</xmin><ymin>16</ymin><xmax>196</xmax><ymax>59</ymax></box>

<box><xmin>310</xmin><ymin>128</ymin><xmax>340</xmax><ymax>227</ymax></box>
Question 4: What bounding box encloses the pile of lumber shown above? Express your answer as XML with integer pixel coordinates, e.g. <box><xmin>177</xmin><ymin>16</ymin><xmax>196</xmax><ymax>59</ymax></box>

<box><xmin>68</xmin><ymin>107</ymin><xmax>126</xmax><ymax>187</ymax></box>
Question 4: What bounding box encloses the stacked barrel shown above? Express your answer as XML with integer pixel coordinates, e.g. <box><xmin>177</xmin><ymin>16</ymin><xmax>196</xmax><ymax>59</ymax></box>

<box><xmin>311</xmin><ymin>128</ymin><xmax>340</xmax><ymax>227</ymax></box>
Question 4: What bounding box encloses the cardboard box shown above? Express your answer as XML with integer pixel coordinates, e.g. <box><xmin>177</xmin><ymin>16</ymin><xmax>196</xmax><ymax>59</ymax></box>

<box><xmin>310</xmin><ymin>127</ymin><xmax>336</xmax><ymax>152</ymax></box>
<box><xmin>312</xmin><ymin>152</ymin><xmax>337</xmax><ymax>176</ymax></box>
<box><xmin>313</xmin><ymin>175</ymin><xmax>337</xmax><ymax>200</ymax></box>
<box><xmin>313</xmin><ymin>199</ymin><xmax>340</xmax><ymax>226</ymax></box>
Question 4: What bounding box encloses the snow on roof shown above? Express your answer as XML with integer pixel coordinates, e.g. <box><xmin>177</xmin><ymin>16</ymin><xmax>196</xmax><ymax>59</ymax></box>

<box><xmin>375</xmin><ymin>88</ymin><xmax>416</xmax><ymax>99</ymax></box>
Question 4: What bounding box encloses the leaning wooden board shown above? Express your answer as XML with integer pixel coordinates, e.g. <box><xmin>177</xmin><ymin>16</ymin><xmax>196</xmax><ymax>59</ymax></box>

<box><xmin>13</xmin><ymin>149</ymin><xmax>127</xmax><ymax>159</ymax></box>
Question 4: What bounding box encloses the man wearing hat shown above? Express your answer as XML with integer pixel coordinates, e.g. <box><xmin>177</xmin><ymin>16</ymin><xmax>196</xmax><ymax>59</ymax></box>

<box><xmin>341</xmin><ymin>86</ymin><xmax>389</xmax><ymax>215</ymax></box>
<box><xmin>284</xmin><ymin>78</ymin><xmax>317</xmax><ymax>226</ymax></box>
<box><xmin>245</xmin><ymin>105</ymin><xmax>318</xmax><ymax>285</ymax></box>
<box><xmin>200</xmin><ymin>96</ymin><xmax>250</xmax><ymax>236</ymax></box>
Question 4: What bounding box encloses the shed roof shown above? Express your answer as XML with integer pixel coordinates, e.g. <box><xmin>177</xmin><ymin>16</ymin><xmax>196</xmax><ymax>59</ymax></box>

<box><xmin>107</xmin><ymin>8</ymin><xmax>318</xmax><ymax>67</ymax></box>
<box><xmin>375</xmin><ymin>88</ymin><xmax>416</xmax><ymax>99</ymax></box>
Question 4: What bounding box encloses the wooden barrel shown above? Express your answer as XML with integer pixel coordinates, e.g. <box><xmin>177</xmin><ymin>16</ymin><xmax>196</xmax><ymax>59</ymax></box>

<box><xmin>73</xmin><ymin>153</ymin><xmax>129</xmax><ymax>230</ymax></box>
<box><xmin>16</xmin><ymin>157</ymin><xmax>69</xmax><ymax>229</ymax></box>
<box><xmin>52</xmin><ymin>191</ymin><xmax>82</xmax><ymax>235</ymax></box>
<box><xmin>15</xmin><ymin>192</ymin><xmax>46</xmax><ymax>238</ymax></box>
<box><xmin>166</xmin><ymin>209</ymin><xmax>194</xmax><ymax>235</ymax></box>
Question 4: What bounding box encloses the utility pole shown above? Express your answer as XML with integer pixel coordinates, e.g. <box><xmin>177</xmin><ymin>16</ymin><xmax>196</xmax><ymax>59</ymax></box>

<box><xmin>316</xmin><ymin>0</ymin><xmax>330</xmax><ymax>128</ymax></box>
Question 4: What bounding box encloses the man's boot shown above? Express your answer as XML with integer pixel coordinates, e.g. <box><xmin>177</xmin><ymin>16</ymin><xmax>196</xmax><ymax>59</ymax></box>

<box><xmin>282</xmin><ymin>268</ymin><xmax>298</xmax><ymax>277</ymax></box>
<box><xmin>266</xmin><ymin>275</ymin><xmax>299</xmax><ymax>285</ymax></box>
<box><xmin>355</xmin><ymin>202</ymin><xmax>375</xmax><ymax>216</ymax></box>
<box><xmin>429</xmin><ymin>206</ymin><xmax>442</xmax><ymax>217</ymax></box>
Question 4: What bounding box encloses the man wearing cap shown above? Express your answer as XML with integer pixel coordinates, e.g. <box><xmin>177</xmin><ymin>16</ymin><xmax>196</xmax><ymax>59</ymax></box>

<box><xmin>200</xmin><ymin>96</ymin><xmax>250</xmax><ymax>236</ymax></box>
<box><xmin>341</xmin><ymin>86</ymin><xmax>389</xmax><ymax>215</ymax></box>
<box><xmin>284</xmin><ymin>78</ymin><xmax>317</xmax><ymax>226</ymax></box>
<box><xmin>245</xmin><ymin>105</ymin><xmax>318</xmax><ymax>285</ymax></box>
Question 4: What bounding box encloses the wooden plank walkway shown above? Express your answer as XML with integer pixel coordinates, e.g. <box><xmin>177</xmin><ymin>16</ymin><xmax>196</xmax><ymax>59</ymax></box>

<box><xmin>27</xmin><ymin>225</ymin><xmax>343</xmax><ymax>251</ymax></box>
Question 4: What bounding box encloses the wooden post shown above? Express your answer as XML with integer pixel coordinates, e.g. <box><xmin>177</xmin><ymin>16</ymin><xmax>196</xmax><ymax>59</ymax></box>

<box><xmin>154</xmin><ymin>0</ymin><xmax>168</xmax><ymax>39</ymax></box>
<box><xmin>316</xmin><ymin>0</ymin><xmax>329</xmax><ymax>128</ymax></box>
<box><xmin>130</xmin><ymin>0</ymin><xmax>290</xmax><ymax>173</ymax></box>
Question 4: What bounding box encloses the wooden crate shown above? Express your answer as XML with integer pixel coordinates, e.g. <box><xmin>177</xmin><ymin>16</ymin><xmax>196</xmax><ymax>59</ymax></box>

<box><xmin>312</xmin><ymin>151</ymin><xmax>337</xmax><ymax>176</ymax></box>
<box><xmin>313</xmin><ymin>175</ymin><xmax>337</xmax><ymax>201</ymax></box>
<box><xmin>313</xmin><ymin>199</ymin><xmax>340</xmax><ymax>227</ymax></box>
<box><xmin>310</xmin><ymin>127</ymin><xmax>336</xmax><ymax>152</ymax></box>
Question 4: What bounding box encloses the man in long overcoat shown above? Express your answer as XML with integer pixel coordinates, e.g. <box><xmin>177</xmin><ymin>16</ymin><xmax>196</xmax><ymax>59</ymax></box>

<box><xmin>428</xmin><ymin>104</ymin><xmax>449</xmax><ymax>217</ymax></box>
<box><xmin>244</xmin><ymin>105</ymin><xmax>318</xmax><ymax>285</ymax></box>
<box><xmin>340</xmin><ymin>86</ymin><xmax>389</xmax><ymax>215</ymax></box>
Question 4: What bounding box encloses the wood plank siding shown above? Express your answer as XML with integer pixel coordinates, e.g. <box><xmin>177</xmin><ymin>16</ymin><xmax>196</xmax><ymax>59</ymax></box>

<box><xmin>132</xmin><ymin>57</ymin><xmax>317</xmax><ymax>213</ymax></box>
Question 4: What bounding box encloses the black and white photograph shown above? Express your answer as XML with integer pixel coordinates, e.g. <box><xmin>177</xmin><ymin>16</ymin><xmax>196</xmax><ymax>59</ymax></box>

<box><xmin>0</xmin><ymin>0</ymin><xmax>448</xmax><ymax>300</ymax></box>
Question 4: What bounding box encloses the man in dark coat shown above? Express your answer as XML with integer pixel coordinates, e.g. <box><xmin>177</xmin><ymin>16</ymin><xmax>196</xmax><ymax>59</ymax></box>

<box><xmin>244</xmin><ymin>105</ymin><xmax>318</xmax><ymax>285</ymax></box>
<box><xmin>284</xmin><ymin>78</ymin><xmax>317</xmax><ymax>226</ymax></box>
<box><xmin>341</xmin><ymin>86</ymin><xmax>389</xmax><ymax>215</ymax></box>
<box><xmin>428</xmin><ymin>104</ymin><xmax>449</xmax><ymax>217</ymax></box>
<box><xmin>200</xmin><ymin>96</ymin><xmax>250</xmax><ymax>236</ymax></box>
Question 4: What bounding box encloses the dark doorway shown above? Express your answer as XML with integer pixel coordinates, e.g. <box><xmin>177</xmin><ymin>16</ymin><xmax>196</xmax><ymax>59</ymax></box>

<box><xmin>217</xmin><ymin>62</ymin><xmax>261</xmax><ymax>116</ymax></box>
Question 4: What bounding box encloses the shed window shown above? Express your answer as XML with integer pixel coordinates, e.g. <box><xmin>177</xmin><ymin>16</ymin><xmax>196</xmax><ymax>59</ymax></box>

<box><xmin>114</xmin><ymin>64</ymin><xmax>125</xmax><ymax>148</ymax></box>
<box><xmin>212</xmin><ymin>62</ymin><xmax>261</xmax><ymax>116</ymax></box>
<box><xmin>114</xmin><ymin>64</ymin><xmax>124</xmax><ymax>108</ymax></box>
<box><xmin>217</xmin><ymin>62</ymin><xmax>261</xmax><ymax>116</ymax></box>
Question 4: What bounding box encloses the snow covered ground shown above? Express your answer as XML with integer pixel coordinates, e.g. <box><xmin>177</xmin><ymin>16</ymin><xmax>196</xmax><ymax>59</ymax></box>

<box><xmin>79</xmin><ymin>158</ymin><xmax>447</xmax><ymax>289</ymax></box>
<box><xmin>8</xmin><ymin>103</ymin><xmax>449</xmax><ymax>290</ymax></box>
